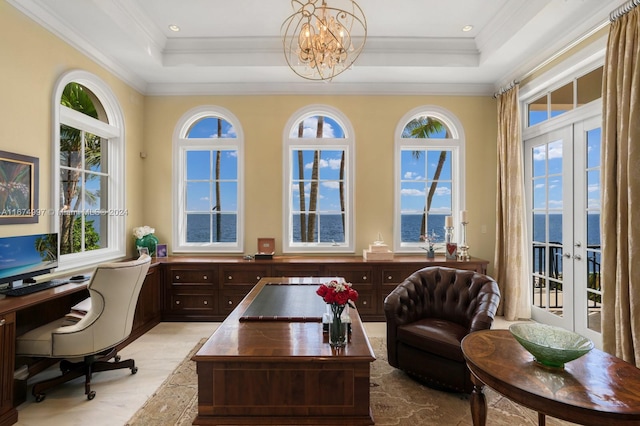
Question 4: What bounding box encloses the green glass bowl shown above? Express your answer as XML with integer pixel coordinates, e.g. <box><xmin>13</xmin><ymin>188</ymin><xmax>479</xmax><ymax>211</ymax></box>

<box><xmin>509</xmin><ymin>323</ymin><xmax>594</xmax><ymax>368</ymax></box>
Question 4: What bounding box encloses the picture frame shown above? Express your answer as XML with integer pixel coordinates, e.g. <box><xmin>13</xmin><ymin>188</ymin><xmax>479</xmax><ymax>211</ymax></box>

<box><xmin>156</xmin><ymin>243</ymin><xmax>168</xmax><ymax>258</ymax></box>
<box><xmin>137</xmin><ymin>247</ymin><xmax>149</xmax><ymax>257</ymax></box>
<box><xmin>257</xmin><ymin>237</ymin><xmax>275</xmax><ymax>254</ymax></box>
<box><xmin>0</xmin><ymin>151</ymin><xmax>39</xmax><ymax>224</ymax></box>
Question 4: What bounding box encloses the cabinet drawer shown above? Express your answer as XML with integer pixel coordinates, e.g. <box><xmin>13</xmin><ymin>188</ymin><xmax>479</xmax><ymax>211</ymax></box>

<box><xmin>353</xmin><ymin>290</ymin><xmax>376</xmax><ymax>315</ymax></box>
<box><xmin>271</xmin><ymin>264</ymin><xmax>323</xmax><ymax>277</ymax></box>
<box><xmin>220</xmin><ymin>267</ymin><xmax>270</xmax><ymax>286</ymax></box>
<box><xmin>219</xmin><ymin>290</ymin><xmax>250</xmax><ymax>315</ymax></box>
<box><xmin>171</xmin><ymin>269</ymin><xmax>215</xmax><ymax>284</ymax></box>
<box><xmin>324</xmin><ymin>267</ymin><xmax>374</xmax><ymax>285</ymax></box>
<box><xmin>380</xmin><ymin>267</ymin><xmax>421</xmax><ymax>285</ymax></box>
<box><xmin>169</xmin><ymin>292</ymin><xmax>215</xmax><ymax>312</ymax></box>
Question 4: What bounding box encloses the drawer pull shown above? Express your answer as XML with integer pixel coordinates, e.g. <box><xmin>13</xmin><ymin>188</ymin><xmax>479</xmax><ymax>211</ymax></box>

<box><xmin>0</xmin><ymin>318</ymin><xmax>5</xmax><ymax>326</ymax></box>
<box><xmin>387</xmin><ymin>275</ymin><xmax>392</xmax><ymax>280</ymax></box>
<box><xmin>175</xmin><ymin>300</ymin><xmax>180</xmax><ymax>305</ymax></box>
<box><xmin>175</xmin><ymin>275</ymin><xmax>180</xmax><ymax>280</ymax></box>
<box><xmin>228</xmin><ymin>275</ymin><xmax>232</xmax><ymax>280</ymax></box>
<box><xmin>203</xmin><ymin>300</ymin><xmax>208</xmax><ymax>305</ymax></box>
<box><xmin>362</xmin><ymin>275</ymin><xmax>367</xmax><ymax>280</ymax></box>
<box><xmin>362</xmin><ymin>301</ymin><xmax>367</xmax><ymax>305</ymax></box>
<box><xmin>228</xmin><ymin>300</ymin><xmax>233</xmax><ymax>305</ymax></box>
<box><xmin>256</xmin><ymin>276</ymin><xmax>261</xmax><ymax>280</ymax></box>
<box><xmin>203</xmin><ymin>275</ymin><xmax>208</xmax><ymax>280</ymax></box>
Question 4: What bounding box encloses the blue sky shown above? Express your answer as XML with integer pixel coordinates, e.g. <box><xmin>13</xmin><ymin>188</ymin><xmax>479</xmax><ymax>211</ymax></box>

<box><xmin>531</xmin><ymin>127</ymin><xmax>601</xmax><ymax>212</ymax></box>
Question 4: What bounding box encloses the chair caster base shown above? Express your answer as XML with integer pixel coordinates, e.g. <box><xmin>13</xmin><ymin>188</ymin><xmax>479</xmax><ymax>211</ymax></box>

<box><xmin>35</xmin><ymin>393</ymin><xmax>46</xmax><ymax>403</ymax></box>
<box><xmin>87</xmin><ymin>391</ymin><xmax>96</xmax><ymax>400</ymax></box>
<box><xmin>131</xmin><ymin>366</ymin><xmax>138</xmax><ymax>374</ymax></box>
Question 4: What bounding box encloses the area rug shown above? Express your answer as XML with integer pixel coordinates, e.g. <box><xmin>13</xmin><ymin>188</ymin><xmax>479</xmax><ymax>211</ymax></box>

<box><xmin>126</xmin><ymin>337</ymin><xmax>577</xmax><ymax>426</ymax></box>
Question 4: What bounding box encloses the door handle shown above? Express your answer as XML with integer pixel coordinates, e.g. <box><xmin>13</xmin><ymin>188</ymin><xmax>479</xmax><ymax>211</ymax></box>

<box><xmin>575</xmin><ymin>241</ymin><xmax>582</xmax><ymax>247</ymax></box>
<box><xmin>573</xmin><ymin>254</ymin><xmax>582</xmax><ymax>260</ymax></box>
<box><xmin>564</xmin><ymin>252</ymin><xmax>571</xmax><ymax>258</ymax></box>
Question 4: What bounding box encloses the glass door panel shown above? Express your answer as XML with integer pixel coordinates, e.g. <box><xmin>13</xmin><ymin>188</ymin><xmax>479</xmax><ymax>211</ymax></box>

<box><xmin>525</xmin><ymin>127</ymin><xmax>573</xmax><ymax>330</ymax></box>
<box><xmin>574</xmin><ymin>118</ymin><xmax>602</xmax><ymax>345</ymax></box>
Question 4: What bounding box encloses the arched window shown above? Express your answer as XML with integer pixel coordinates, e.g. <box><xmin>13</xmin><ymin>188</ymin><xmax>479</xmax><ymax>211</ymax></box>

<box><xmin>283</xmin><ymin>105</ymin><xmax>354</xmax><ymax>253</ymax></box>
<box><xmin>173</xmin><ymin>106</ymin><xmax>244</xmax><ymax>253</ymax></box>
<box><xmin>53</xmin><ymin>70</ymin><xmax>125</xmax><ymax>269</ymax></box>
<box><xmin>394</xmin><ymin>106</ymin><xmax>465</xmax><ymax>253</ymax></box>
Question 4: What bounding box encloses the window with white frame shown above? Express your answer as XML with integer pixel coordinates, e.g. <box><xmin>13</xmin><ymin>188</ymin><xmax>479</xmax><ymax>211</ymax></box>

<box><xmin>173</xmin><ymin>106</ymin><xmax>244</xmax><ymax>253</ymax></box>
<box><xmin>283</xmin><ymin>105</ymin><xmax>354</xmax><ymax>253</ymax></box>
<box><xmin>53</xmin><ymin>70</ymin><xmax>126</xmax><ymax>270</ymax></box>
<box><xmin>394</xmin><ymin>106</ymin><xmax>465</xmax><ymax>253</ymax></box>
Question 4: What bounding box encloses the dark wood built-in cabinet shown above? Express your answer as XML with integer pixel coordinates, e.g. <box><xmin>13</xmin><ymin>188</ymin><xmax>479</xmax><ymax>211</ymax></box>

<box><xmin>160</xmin><ymin>255</ymin><xmax>489</xmax><ymax>322</ymax></box>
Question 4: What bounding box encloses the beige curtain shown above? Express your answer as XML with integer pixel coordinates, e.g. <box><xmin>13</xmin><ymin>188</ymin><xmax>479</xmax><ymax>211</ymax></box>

<box><xmin>494</xmin><ymin>86</ymin><xmax>530</xmax><ymax>321</ymax></box>
<box><xmin>602</xmin><ymin>7</ymin><xmax>640</xmax><ymax>366</ymax></box>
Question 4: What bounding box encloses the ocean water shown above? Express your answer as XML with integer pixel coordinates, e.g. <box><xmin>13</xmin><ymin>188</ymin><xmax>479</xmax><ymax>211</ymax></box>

<box><xmin>186</xmin><ymin>213</ymin><xmax>237</xmax><ymax>242</ymax></box>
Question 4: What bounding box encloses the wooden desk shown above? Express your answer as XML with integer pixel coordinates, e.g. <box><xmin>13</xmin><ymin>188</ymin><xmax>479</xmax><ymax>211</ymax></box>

<box><xmin>193</xmin><ymin>277</ymin><xmax>376</xmax><ymax>425</ymax></box>
<box><xmin>0</xmin><ymin>282</ymin><xmax>89</xmax><ymax>426</ymax></box>
<box><xmin>0</xmin><ymin>263</ymin><xmax>162</xmax><ymax>426</ymax></box>
<box><xmin>462</xmin><ymin>329</ymin><xmax>640</xmax><ymax>426</ymax></box>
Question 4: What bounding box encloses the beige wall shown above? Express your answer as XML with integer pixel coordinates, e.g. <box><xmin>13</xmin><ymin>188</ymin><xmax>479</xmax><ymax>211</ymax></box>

<box><xmin>143</xmin><ymin>95</ymin><xmax>498</xmax><ymax>269</ymax></box>
<box><xmin>0</xmin><ymin>2</ymin><xmax>146</xmax><ymax>256</ymax></box>
<box><xmin>1</xmin><ymin>1</ymin><xmax>499</xmax><ymax>272</ymax></box>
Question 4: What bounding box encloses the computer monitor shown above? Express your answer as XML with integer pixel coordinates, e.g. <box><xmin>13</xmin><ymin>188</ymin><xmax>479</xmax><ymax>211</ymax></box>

<box><xmin>0</xmin><ymin>233</ymin><xmax>59</xmax><ymax>288</ymax></box>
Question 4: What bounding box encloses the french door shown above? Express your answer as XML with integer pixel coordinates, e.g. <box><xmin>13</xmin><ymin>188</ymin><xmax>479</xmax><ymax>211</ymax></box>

<box><xmin>524</xmin><ymin>110</ymin><xmax>602</xmax><ymax>348</ymax></box>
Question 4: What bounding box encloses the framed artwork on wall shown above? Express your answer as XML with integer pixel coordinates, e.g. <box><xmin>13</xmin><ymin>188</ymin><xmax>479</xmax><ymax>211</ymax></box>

<box><xmin>0</xmin><ymin>150</ymin><xmax>39</xmax><ymax>224</ymax></box>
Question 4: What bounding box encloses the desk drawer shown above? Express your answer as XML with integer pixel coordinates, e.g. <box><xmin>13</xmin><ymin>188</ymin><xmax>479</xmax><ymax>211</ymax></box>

<box><xmin>170</xmin><ymin>269</ymin><xmax>215</xmax><ymax>284</ymax></box>
<box><xmin>220</xmin><ymin>266</ymin><xmax>269</xmax><ymax>287</ymax></box>
<box><xmin>168</xmin><ymin>287</ymin><xmax>215</xmax><ymax>313</ymax></box>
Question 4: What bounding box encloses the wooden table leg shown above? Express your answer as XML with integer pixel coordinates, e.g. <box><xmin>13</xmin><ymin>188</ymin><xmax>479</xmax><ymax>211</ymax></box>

<box><xmin>469</xmin><ymin>373</ymin><xmax>487</xmax><ymax>426</ymax></box>
<box><xmin>538</xmin><ymin>412</ymin><xmax>546</xmax><ymax>426</ymax></box>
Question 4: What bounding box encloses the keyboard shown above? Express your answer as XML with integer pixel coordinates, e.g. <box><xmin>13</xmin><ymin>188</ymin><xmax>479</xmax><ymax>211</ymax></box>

<box><xmin>1</xmin><ymin>279</ymin><xmax>70</xmax><ymax>297</ymax></box>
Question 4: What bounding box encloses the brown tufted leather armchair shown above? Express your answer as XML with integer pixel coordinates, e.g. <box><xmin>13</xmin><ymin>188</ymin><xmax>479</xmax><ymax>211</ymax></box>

<box><xmin>384</xmin><ymin>266</ymin><xmax>501</xmax><ymax>393</ymax></box>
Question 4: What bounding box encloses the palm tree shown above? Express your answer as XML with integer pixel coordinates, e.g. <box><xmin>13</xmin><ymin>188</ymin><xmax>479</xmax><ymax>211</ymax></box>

<box><xmin>306</xmin><ymin>116</ymin><xmax>323</xmax><ymax>242</ymax></box>
<box><xmin>59</xmin><ymin>83</ymin><xmax>100</xmax><ymax>254</ymax></box>
<box><xmin>297</xmin><ymin>121</ymin><xmax>307</xmax><ymax>241</ymax></box>
<box><xmin>215</xmin><ymin>119</ymin><xmax>222</xmax><ymax>242</ymax></box>
<box><xmin>403</xmin><ymin>117</ymin><xmax>449</xmax><ymax>237</ymax></box>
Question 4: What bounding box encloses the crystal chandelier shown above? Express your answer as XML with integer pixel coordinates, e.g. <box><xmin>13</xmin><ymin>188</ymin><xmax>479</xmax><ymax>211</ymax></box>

<box><xmin>282</xmin><ymin>0</ymin><xmax>367</xmax><ymax>81</ymax></box>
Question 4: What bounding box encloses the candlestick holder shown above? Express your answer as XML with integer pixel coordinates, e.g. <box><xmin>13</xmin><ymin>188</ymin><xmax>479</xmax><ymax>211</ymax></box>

<box><xmin>458</xmin><ymin>221</ymin><xmax>470</xmax><ymax>261</ymax></box>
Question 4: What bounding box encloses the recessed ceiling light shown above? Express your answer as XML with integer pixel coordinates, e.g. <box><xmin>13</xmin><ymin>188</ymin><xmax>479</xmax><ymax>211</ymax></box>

<box><xmin>462</xmin><ymin>25</ymin><xmax>473</xmax><ymax>32</ymax></box>
<box><xmin>168</xmin><ymin>24</ymin><xmax>180</xmax><ymax>32</ymax></box>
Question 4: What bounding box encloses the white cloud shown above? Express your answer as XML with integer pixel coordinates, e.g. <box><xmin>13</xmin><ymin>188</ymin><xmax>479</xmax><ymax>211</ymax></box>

<box><xmin>404</xmin><ymin>171</ymin><xmax>423</xmax><ymax>180</ymax></box>
<box><xmin>322</xmin><ymin>181</ymin><xmax>340</xmax><ymax>189</ymax></box>
<box><xmin>435</xmin><ymin>186</ymin><xmax>451</xmax><ymax>196</ymax></box>
<box><xmin>401</xmin><ymin>188</ymin><xmax>425</xmax><ymax>197</ymax></box>
<box><xmin>588</xmin><ymin>183</ymin><xmax>599</xmax><ymax>193</ymax></box>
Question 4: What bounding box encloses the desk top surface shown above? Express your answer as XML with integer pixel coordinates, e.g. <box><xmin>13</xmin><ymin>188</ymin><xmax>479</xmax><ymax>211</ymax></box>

<box><xmin>195</xmin><ymin>277</ymin><xmax>375</xmax><ymax>361</ymax></box>
<box><xmin>462</xmin><ymin>329</ymin><xmax>640</xmax><ymax>422</ymax></box>
<box><xmin>0</xmin><ymin>281</ymin><xmax>87</xmax><ymax>315</ymax></box>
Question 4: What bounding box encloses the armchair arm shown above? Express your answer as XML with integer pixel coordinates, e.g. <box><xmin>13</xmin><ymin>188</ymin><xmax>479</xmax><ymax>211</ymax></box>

<box><xmin>469</xmin><ymin>280</ymin><xmax>501</xmax><ymax>333</ymax></box>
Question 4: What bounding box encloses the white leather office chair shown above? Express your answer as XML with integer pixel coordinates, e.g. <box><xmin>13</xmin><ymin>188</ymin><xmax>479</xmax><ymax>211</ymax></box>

<box><xmin>16</xmin><ymin>254</ymin><xmax>151</xmax><ymax>402</ymax></box>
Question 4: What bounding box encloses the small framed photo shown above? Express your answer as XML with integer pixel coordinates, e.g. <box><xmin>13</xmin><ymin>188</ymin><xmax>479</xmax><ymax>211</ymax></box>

<box><xmin>156</xmin><ymin>244</ymin><xmax>168</xmax><ymax>258</ymax></box>
<box><xmin>137</xmin><ymin>247</ymin><xmax>149</xmax><ymax>257</ymax></box>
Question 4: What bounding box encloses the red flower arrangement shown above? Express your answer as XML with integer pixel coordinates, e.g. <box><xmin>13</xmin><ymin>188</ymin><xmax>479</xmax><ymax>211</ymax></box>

<box><xmin>317</xmin><ymin>280</ymin><xmax>358</xmax><ymax>348</ymax></box>
<box><xmin>316</xmin><ymin>279</ymin><xmax>358</xmax><ymax>308</ymax></box>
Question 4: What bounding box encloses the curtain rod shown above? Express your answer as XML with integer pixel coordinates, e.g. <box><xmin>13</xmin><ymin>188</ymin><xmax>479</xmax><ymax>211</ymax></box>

<box><xmin>493</xmin><ymin>80</ymin><xmax>519</xmax><ymax>99</ymax></box>
<box><xmin>610</xmin><ymin>0</ymin><xmax>640</xmax><ymax>21</ymax></box>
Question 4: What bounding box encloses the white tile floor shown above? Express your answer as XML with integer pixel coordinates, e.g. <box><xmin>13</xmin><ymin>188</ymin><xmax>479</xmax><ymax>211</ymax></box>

<box><xmin>13</xmin><ymin>319</ymin><xmax>519</xmax><ymax>426</ymax></box>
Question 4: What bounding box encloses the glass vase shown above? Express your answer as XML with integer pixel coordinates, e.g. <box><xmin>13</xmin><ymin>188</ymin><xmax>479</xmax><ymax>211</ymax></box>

<box><xmin>135</xmin><ymin>234</ymin><xmax>159</xmax><ymax>257</ymax></box>
<box><xmin>329</xmin><ymin>304</ymin><xmax>348</xmax><ymax>348</ymax></box>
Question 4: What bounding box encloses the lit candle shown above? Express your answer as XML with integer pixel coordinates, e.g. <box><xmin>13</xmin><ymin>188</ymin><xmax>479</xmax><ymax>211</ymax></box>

<box><xmin>460</xmin><ymin>210</ymin><xmax>468</xmax><ymax>223</ymax></box>
<box><xmin>445</xmin><ymin>216</ymin><xmax>453</xmax><ymax>228</ymax></box>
